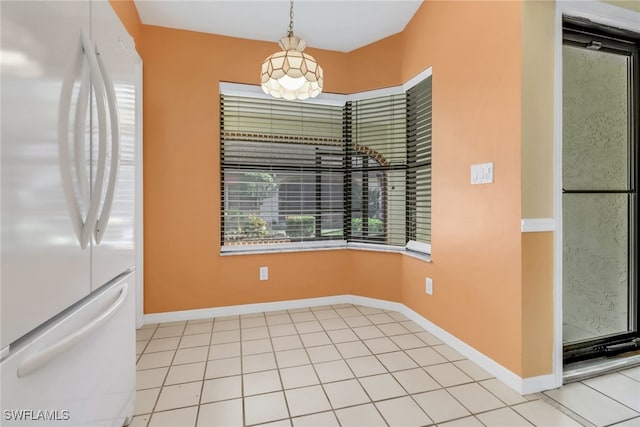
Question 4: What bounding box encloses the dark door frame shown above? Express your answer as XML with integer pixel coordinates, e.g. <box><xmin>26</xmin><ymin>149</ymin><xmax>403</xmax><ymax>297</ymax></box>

<box><xmin>561</xmin><ymin>18</ymin><xmax>640</xmax><ymax>364</ymax></box>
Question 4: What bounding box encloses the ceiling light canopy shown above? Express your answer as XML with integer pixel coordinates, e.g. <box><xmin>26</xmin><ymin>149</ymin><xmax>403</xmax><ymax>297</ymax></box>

<box><xmin>260</xmin><ymin>0</ymin><xmax>323</xmax><ymax>101</ymax></box>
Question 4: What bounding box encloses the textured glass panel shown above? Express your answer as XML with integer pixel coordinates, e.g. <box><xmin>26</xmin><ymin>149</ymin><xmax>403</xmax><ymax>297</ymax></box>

<box><xmin>563</xmin><ymin>193</ymin><xmax>629</xmax><ymax>343</ymax></box>
<box><xmin>563</xmin><ymin>46</ymin><xmax>629</xmax><ymax>191</ymax></box>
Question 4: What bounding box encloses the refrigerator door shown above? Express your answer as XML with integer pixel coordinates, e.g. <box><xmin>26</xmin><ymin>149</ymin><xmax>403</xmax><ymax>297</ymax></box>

<box><xmin>0</xmin><ymin>1</ymin><xmax>91</xmax><ymax>349</ymax></box>
<box><xmin>90</xmin><ymin>0</ymin><xmax>137</xmax><ymax>290</ymax></box>
<box><xmin>0</xmin><ymin>272</ymin><xmax>136</xmax><ymax>427</ymax></box>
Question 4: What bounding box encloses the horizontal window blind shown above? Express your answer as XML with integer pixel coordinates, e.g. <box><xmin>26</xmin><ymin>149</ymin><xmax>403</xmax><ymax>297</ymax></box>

<box><xmin>220</xmin><ymin>76</ymin><xmax>432</xmax><ymax>252</ymax></box>
<box><xmin>221</xmin><ymin>95</ymin><xmax>345</xmax><ymax>246</ymax></box>
<box><xmin>406</xmin><ymin>76</ymin><xmax>432</xmax><ymax>245</ymax></box>
<box><xmin>348</xmin><ymin>94</ymin><xmax>408</xmax><ymax>246</ymax></box>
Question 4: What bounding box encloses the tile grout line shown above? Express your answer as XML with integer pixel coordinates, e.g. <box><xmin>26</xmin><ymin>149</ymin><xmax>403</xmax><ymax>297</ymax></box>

<box><xmin>149</xmin><ymin>323</ymin><xmax>184</xmax><ymax>424</ymax></box>
<box><xmin>292</xmin><ymin>307</ymin><xmax>341</xmax><ymax>425</ymax></box>
<box><xmin>327</xmin><ymin>306</ymin><xmax>389</xmax><ymax>426</ymax></box>
<box><xmin>265</xmin><ymin>310</ymin><xmax>294</xmax><ymax>426</ymax></box>
<box><xmin>579</xmin><ymin>375</ymin><xmax>640</xmax><ymax>416</ymax></box>
<box><xmin>136</xmin><ymin>304</ymin><xmax>617</xmax><ymax>427</ymax></box>
<box><xmin>326</xmin><ymin>304</ymin><xmax>390</xmax><ymax>427</ymax></box>
<box><xmin>193</xmin><ymin>317</ymin><xmax>215</xmax><ymax>427</ymax></box>
<box><xmin>371</xmin><ymin>332</ymin><xmax>464</xmax><ymax>424</ymax></box>
<box><xmin>353</xmin><ymin>308</ymin><xmax>430</xmax><ymax>425</ymax></box>
<box><xmin>370</xmin><ymin>307</ymin><xmax>512</xmax><ymax>427</ymax></box>
<box><xmin>533</xmin><ymin>392</ymin><xmax>597</xmax><ymax>427</ymax></box>
<box><xmin>350</xmin><ymin>306</ymin><xmax>408</xmax><ymax>427</ymax></box>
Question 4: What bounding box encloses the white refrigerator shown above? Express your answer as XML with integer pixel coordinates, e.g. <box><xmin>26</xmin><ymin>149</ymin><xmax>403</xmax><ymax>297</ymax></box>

<box><xmin>1</xmin><ymin>1</ymin><xmax>139</xmax><ymax>425</ymax></box>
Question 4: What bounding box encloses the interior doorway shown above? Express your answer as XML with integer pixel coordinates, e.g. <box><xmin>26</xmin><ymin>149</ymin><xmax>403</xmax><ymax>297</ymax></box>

<box><xmin>562</xmin><ymin>19</ymin><xmax>639</xmax><ymax>365</ymax></box>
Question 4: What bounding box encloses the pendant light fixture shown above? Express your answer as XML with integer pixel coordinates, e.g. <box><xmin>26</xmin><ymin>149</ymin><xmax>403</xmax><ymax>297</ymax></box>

<box><xmin>260</xmin><ymin>0</ymin><xmax>323</xmax><ymax>100</ymax></box>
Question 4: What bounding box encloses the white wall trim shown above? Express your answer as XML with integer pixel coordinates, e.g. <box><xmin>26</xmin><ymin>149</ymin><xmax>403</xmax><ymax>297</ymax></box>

<box><xmin>220</xmin><ymin>244</ymin><xmax>431</xmax><ymax>263</ymax></box>
<box><xmin>521</xmin><ymin>218</ymin><xmax>556</xmax><ymax>233</ymax></box>
<box><xmin>218</xmin><ymin>82</ymin><xmax>347</xmax><ymax>106</ymax></box>
<box><xmin>553</xmin><ymin>0</ymin><xmax>640</xmax><ymax>389</ymax></box>
<box><xmin>143</xmin><ymin>295</ymin><xmax>350</xmax><ymax>324</ymax></box>
<box><xmin>553</xmin><ymin>0</ymin><xmax>566</xmax><ymax>391</ymax></box>
<box><xmin>558</xmin><ymin>0</ymin><xmax>640</xmax><ymax>33</ymax></box>
<box><xmin>400</xmin><ymin>307</ymin><xmax>523</xmax><ymax>392</ymax></box>
<box><xmin>221</xmin><ymin>240</ymin><xmax>347</xmax><ymax>254</ymax></box>
<box><xmin>402</xmin><ymin>66</ymin><xmax>433</xmax><ymax>92</ymax></box>
<box><xmin>399</xmin><ymin>304</ymin><xmax>555</xmax><ymax>394</ymax></box>
<box><xmin>144</xmin><ymin>295</ymin><xmax>554</xmax><ymax>394</ymax></box>
<box><xmin>522</xmin><ymin>374</ymin><xmax>557</xmax><ymax>395</ymax></box>
<box><xmin>220</xmin><ymin>66</ymin><xmax>434</xmax><ymax>105</ymax></box>
<box><xmin>405</xmin><ymin>240</ymin><xmax>432</xmax><ymax>255</ymax></box>
<box><xmin>346</xmin><ymin>85</ymin><xmax>404</xmax><ymax>101</ymax></box>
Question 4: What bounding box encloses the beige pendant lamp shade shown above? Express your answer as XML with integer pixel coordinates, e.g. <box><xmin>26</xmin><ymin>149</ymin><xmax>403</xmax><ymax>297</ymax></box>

<box><xmin>260</xmin><ymin>0</ymin><xmax>323</xmax><ymax>100</ymax></box>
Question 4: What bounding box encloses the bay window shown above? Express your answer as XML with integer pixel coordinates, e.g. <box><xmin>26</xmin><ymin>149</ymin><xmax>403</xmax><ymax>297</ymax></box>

<box><xmin>220</xmin><ymin>74</ymin><xmax>431</xmax><ymax>254</ymax></box>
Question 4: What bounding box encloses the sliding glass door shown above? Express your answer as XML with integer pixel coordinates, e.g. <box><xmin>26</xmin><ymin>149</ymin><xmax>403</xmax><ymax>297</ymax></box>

<box><xmin>562</xmin><ymin>21</ymin><xmax>639</xmax><ymax>362</ymax></box>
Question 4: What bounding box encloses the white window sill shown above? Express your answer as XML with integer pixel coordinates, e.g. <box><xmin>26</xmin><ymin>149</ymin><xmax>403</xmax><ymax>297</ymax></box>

<box><xmin>220</xmin><ymin>240</ymin><xmax>347</xmax><ymax>255</ymax></box>
<box><xmin>220</xmin><ymin>241</ymin><xmax>431</xmax><ymax>263</ymax></box>
<box><xmin>402</xmin><ymin>249</ymin><xmax>432</xmax><ymax>263</ymax></box>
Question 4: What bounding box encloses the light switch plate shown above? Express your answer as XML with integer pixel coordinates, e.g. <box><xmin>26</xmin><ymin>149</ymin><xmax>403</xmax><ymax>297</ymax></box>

<box><xmin>471</xmin><ymin>162</ymin><xmax>494</xmax><ymax>184</ymax></box>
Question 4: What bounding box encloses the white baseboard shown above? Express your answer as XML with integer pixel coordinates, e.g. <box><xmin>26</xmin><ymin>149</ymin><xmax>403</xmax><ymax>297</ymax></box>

<box><xmin>401</xmin><ymin>306</ymin><xmax>524</xmax><ymax>391</ymax></box>
<box><xmin>398</xmin><ymin>305</ymin><xmax>557</xmax><ymax>394</ymax></box>
<box><xmin>143</xmin><ymin>295</ymin><xmax>349</xmax><ymax>324</ymax></box>
<box><xmin>521</xmin><ymin>374</ymin><xmax>556</xmax><ymax>395</ymax></box>
<box><xmin>143</xmin><ymin>295</ymin><xmax>556</xmax><ymax>394</ymax></box>
<box><xmin>344</xmin><ymin>295</ymin><xmax>406</xmax><ymax>313</ymax></box>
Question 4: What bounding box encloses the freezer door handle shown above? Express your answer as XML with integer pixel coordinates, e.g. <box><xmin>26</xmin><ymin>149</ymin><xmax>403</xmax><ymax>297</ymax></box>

<box><xmin>94</xmin><ymin>45</ymin><xmax>120</xmax><ymax>245</ymax></box>
<box><xmin>17</xmin><ymin>282</ymin><xmax>129</xmax><ymax>378</ymax></box>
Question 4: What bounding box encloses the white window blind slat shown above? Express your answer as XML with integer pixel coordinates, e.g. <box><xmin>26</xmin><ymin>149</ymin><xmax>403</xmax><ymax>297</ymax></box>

<box><xmin>220</xmin><ymin>76</ymin><xmax>431</xmax><ymax>251</ymax></box>
<box><xmin>221</xmin><ymin>95</ymin><xmax>346</xmax><ymax>246</ymax></box>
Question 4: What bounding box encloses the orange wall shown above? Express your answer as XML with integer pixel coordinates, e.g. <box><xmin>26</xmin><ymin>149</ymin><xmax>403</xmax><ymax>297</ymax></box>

<box><xmin>522</xmin><ymin>232</ymin><xmax>554</xmax><ymax>377</ymax></box>
<box><xmin>400</xmin><ymin>1</ymin><xmax>524</xmax><ymax>374</ymax></box>
<box><xmin>345</xmin><ymin>33</ymin><xmax>404</xmax><ymax>93</ymax></box>
<box><xmin>113</xmin><ymin>1</ymin><xmax>538</xmax><ymax>377</ymax></box>
<box><xmin>109</xmin><ymin>0</ymin><xmax>142</xmax><ymax>42</ymax></box>
<box><xmin>135</xmin><ymin>25</ymin><xmax>382</xmax><ymax>313</ymax></box>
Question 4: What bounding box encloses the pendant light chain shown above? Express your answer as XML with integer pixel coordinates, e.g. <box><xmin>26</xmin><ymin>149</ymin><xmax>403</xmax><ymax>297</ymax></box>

<box><xmin>287</xmin><ymin>0</ymin><xmax>294</xmax><ymax>37</ymax></box>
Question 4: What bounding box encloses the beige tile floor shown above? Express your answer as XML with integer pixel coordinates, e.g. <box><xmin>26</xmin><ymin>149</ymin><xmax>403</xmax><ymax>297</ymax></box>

<box><xmin>131</xmin><ymin>304</ymin><xmax>640</xmax><ymax>427</ymax></box>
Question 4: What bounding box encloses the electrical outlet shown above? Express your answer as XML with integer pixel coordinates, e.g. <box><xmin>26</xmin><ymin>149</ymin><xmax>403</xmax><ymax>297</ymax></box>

<box><xmin>425</xmin><ymin>277</ymin><xmax>433</xmax><ymax>295</ymax></box>
<box><xmin>259</xmin><ymin>266</ymin><xmax>268</xmax><ymax>281</ymax></box>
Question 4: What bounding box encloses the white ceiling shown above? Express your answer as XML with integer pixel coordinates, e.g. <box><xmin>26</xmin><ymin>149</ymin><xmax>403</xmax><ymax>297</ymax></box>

<box><xmin>133</xmin><ymin>1</ymin><xmax>423</xmax><ymax>52</ymax></box>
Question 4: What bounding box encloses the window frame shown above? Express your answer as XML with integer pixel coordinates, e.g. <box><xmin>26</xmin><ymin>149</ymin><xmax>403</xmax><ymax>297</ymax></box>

<box><xmin>405</xmin><ymin>73</ymin><xmax>433</xmax><ymax>253</ymax></box>
<box><xmin>219</xmin><ymin>67</ymin><xmax>432</xmax><ymax>257</ymax></box>
<box><xmin>220</xmin><ymin>89</ymin><xmax>346</xmax><ymax>249</ymax></box>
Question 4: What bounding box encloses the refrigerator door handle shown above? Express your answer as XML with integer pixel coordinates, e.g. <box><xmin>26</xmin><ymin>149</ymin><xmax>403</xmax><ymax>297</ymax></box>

<box><xmin>58</xmin><ymin>35</ymin><xmax>87</xmax><ymax>248</ymax></box>
<box><xmin>74</xmin><ymin>64</ymin><xmax>91</xmax><ymax>208</ymax></box>
<box><xmin>94</xmin><ymin>46</ymin><xmax>120</xmax><ymax>245</ymax></box>
<box><xmin>58</xmin><ymin>31</ymin><xmax>109</xmax><ymax>249</ymax></box>
<box><xmin>81</xmin><ymin>32</ymin><xmax>109</xmax><ymax>249</ymax></box>
<box><xmin>17</xmin><ymin>282</ymin><xmax>129</xmax><ymax>378</ymax></box>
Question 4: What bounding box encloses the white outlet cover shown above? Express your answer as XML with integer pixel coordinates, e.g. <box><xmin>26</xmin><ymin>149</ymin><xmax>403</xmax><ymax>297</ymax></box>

<box><xmin>426</xmin><ymin>277</ymin><xmax>433</xmax><ymax>295</ymax></box>
<box><xmin>259</xmin><ymin>267</ymin><xmax>268</xmax><ymax>281</ymax></box>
